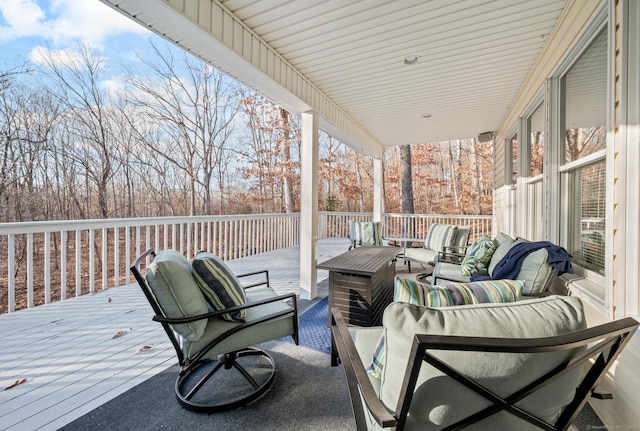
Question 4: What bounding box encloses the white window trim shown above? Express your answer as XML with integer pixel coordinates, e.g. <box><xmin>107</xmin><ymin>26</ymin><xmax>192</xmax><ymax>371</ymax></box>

<box><xmin>558</xmin><ymin>149</ymin><xmax>606</xmax><ymax>173</ymax></box>
<box><xmin>548</xmin><ymin>3</ymin><xmax>610</xmax><ymax>314</ymax></box>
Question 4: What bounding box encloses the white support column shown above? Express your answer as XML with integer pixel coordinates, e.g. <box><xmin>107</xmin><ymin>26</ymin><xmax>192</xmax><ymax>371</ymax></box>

<box><xmin>616</xmin><ymin>0</ymin><xmax>640</xmax><ymax>318</ymax></box>
<box><xmin>300</xmin><ymin>111</ymin><xmax>319</xmax><ymax>300</ymax></box>
<box><xmin>373</xmin><ymin>157</ymin><xmax>383</xmax><ymax>222</ymax></box>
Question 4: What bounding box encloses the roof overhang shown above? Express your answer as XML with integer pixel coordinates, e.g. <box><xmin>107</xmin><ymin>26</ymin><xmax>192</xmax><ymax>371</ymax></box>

<box><xmin>100</xmin><ymin>0</ymin><xmax>571</xmax><ymax>157</ymax></box>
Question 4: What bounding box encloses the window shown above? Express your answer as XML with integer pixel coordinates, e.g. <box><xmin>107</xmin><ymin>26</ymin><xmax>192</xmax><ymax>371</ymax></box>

<box><xmin>563</xmin><ymin>28</ymin><xmax>608</xmax><ymax>163</ymax></box>
<box><xmin>510</xmin><ymin>133</ymin><xmax>518</xmax><ymax>184</ymax></box>
<box><xmin>560</xmin><ymin>26</ymin><xmax>607</xmax><ymax>275</ymax></box>
<box><xmin>566</xmin><ymin>161</ymin><xmax>606</xmax><ymax>274</ymax></box>
<box><xmin>529</xmin><ymin>104</ymin><xmax>545</xmax><ymax>176</ymax></box>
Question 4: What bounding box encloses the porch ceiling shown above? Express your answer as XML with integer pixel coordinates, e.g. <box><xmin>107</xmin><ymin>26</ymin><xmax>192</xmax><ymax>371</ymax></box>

<box><xmin>101</xmin><ymin>0</ymin><xmax>568</xmax><ymax>151</ymax></box>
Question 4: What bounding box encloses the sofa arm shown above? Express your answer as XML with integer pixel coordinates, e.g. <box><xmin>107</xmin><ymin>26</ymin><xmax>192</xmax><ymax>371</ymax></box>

<box><xmin>331</xmin><ymin>307</ymin><xmax>397</xmax><ymax>430</ymax></box>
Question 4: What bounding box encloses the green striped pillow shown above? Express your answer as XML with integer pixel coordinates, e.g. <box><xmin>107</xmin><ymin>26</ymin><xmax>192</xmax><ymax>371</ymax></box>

<box><xmin>393</xmin><ymin>276</ymin><xmax>476</xmax><ymax>307</ymax></box>
<box><xmin>369</xmin><ymin>278</ymin><xmax>474</xmax><ymax>378</ymax></box>
<box><xmin>438</xmin><ymin>279</ymin><xmax>523</xmax><ymax>303</ymax></box>
<box><xmin>424</xmin><ymin>223</ymin><xmax>458</xmax><ymax>252</ymax></box>
<box><xmin>192</xmin><ymin>251</ymin><xmax>247</xmax><ymax>322</ymax></box>
<box><xmin>368</xmin><ymin>278</ymin><xmax>524</xmax><ymax>378</ymax></box>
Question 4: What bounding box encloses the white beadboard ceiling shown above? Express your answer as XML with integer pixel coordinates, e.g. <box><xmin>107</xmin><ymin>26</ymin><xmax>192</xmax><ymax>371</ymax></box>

<box><xmin>101</xmin><ymin>0</ymin><xmax>568</xmax><ymax>151</ymax></box>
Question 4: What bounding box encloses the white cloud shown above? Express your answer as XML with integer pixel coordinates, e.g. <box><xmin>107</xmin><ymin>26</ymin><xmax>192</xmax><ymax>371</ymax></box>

<box><xmin>0</xmin><ymin>0</ymin><xmax>149</xmax><ymax>45</ymax></box>
<box><xmin>102</xmin><ymin>75</ymin><xmax>126</xmax><ymax>98</ymax></box>
<box><xmin>0</xmin><ymin>0</ymin><xmax>47</xmax><ymax>41</ymax></box>
<box><xmin>28</xmin><ymin>45</ymin><xmax>107</xmax><ymax>73</ymax></box>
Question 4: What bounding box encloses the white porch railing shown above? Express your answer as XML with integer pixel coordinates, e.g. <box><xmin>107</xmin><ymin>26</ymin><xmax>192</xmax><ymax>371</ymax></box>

<box><xmin>318</xmin><ymin>212</ymin><xmax>492</xmax><ymax>241</ymax></box>
<box><xmin>1</xmin><ymin>212</ymin><xmax>491</xmax><ymax>314</ymax></box>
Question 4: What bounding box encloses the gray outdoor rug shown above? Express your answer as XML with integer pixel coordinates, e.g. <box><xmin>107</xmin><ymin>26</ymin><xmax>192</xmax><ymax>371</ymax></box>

<box><xmin>60</xmin><ymin>339</ymin><xmax>353</xmax><ymax>431</ymax></box>
<box><xmin>60</xmin><ymin>297</ymin><xmax>605</xmax><ymax>431</ymax></box>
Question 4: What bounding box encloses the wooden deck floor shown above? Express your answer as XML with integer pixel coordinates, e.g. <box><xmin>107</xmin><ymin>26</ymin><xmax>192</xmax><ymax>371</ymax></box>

<box><xmin>0</xmin><ymin>238</ymin><xmax>351</xmax><ymax>431</ymax></box>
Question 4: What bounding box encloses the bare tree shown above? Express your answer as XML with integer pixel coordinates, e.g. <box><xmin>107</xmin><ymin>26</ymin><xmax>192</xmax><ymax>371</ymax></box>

<box><xmin>237</xmin><ymin>91</ymin><xmax>301</xmax><ymax>213</ymax></box>
<box><xmin>35</xmin><ymin>43</ymin><xmax>120</xmax><ymax>219</ymax></box>
<box><xmin>125</xmin><ymin>42</ymin><xmax>240</xmax><ymax>216</ymax></box>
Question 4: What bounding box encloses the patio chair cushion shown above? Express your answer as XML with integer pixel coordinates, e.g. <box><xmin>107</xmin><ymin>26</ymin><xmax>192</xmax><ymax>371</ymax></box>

<box><xmin>403</xmin><ymin>247</ymin><xmax>439</xmax><ymax>266</ymax></box>
<box><xmin>424</xmin><ymin>223</ymin><xmax>458</xmax><ymax>252</ymax></box>
<box><xmin>518</xmin><ymin>248</ymin><xmax>553</xmax><ymax>295</ymax></box>
<box><xmin>488</xmin><ymin>232</ymin><xmax>516</xmax><ymax>276</ymax></box>
<box><xmin>192</xmin><ymin>251</ymin><xmax>247</xmax><ymax>322</ymax></box>
<box><xmin>433</xmin><ymin>260</ymin><xmax>473</xmax><ymax>283</ymax></box>
<box><xmin>487</xmin><ymin>232</ymin><xmax>516</xmax><ymax>275</ymax></box>
<box><xmin>349</xmin><ymin>221</ymin><xmax>384</xmax><ymax>247</ymax></box>
<box><xmin>145</xmin><ymin>249</ymin><xmax>208</xmax><ymax>341</ymax></box>
<box><xmin>460</xmin><ymin>235</ymin><xmax>497</xmax><ymax>276</ymax></box>
<box><xmin>368</xmin><ymin>277</ymin><xmax>524</xmax><ymax>378</ymax></box>
<box><xmin>380</xmin><ymin>296</ymin><xmax>587</xmax><ymax>429</ymax></box>
<box><xmin>451</xmin><ymin>226</ymin><xmax>471</xmax><ymax>252</ymax></box>
<box><xmin>182</xmin><ymin>286</ymin><xmax>297</xmax><ymax>360</ymax></box>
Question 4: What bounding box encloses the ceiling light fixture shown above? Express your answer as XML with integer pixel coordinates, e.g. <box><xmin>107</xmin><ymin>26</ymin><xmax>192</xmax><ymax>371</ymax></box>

<box><xmin>403</xmin><ymin>55</ymin><xmax>419</xmax><ymax>65</ymax></box>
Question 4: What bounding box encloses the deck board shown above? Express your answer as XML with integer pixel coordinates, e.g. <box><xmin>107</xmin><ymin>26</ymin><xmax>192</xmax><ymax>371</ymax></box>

<box><xmin>0</xmin><ymin>238</ymin><xmax>350</xmax><ymax>431</ymax></box>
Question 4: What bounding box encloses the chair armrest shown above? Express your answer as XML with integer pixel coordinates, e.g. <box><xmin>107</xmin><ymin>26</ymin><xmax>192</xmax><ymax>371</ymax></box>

<box><xmin>153</xmin><ymin>291</ymin><xmax>297</xmax><ymax>325</ymax></box>
<box><xmin>331</xmin><ymin>307</ymin><xmax>397</xmax><ymax>430</ymax></box>
<box><xmin>443</xmin><ymin>244</ymin><xmax>468</xmax><ymax>254</ymax></box>
<box><xmin>437</xmin><ymin>250</ymin><xmax>466</xmax><ymax>264</ymax></box>
<box><xmin>237</xmin><ymin>270</ymin><xmax>270</xmax><ymax>289</ymax></box>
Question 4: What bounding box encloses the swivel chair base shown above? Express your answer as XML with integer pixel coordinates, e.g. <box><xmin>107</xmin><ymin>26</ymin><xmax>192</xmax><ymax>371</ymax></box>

<box><xmin>176</xmin><ymin>347</ymin><xmax>276</xmax><ymax>413</ymax></box>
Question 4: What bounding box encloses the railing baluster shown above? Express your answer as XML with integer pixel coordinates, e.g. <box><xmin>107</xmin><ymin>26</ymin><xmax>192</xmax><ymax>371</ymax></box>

<box><xmin>145</xmin><ymin>225</ymin><xmax>151</xmax><ymax>259</ymax></box>
<box><xmin>8</xmin><ymin>234</ymin><xmax>15</xmax><ymax>312</ymax></box>
<box><xmin>76</xmin><ymin>230</ymin><xmax>82</xmax><ymax>297</ymax></box>
<box><xmin>89</xmin><ymin>229</ymin><xmax>95</xmax><ymax>294</ymax></box>
<box><xmin>102</xmin><ymin>228</ymin><xmax>108</xmax><ymax>291</ymax></box>
<box><xmin>125</xmin><ymin>227</ymin><xmax>131</xmax><ymax>285</ymax></box>
<box><xmin>61</xmin><ymin>230</ymin><xmax>67</xmax><ymax>301</ymax></box>
<box><xmin>44</xmin><ymin>232</ymin><xmax>51</xmax><ymax>304</ymax></box>
<box><xmin>113</xmin><ymin>227</ymin><xmax>119</xmax><ymax>288</ymax></box>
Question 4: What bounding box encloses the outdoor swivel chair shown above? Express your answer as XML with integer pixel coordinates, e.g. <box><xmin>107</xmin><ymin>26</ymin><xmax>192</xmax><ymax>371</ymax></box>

<box><xmin>131</xmin><ymin>249</ymin><xmax>299</xmax><ymax>413</ymax></box>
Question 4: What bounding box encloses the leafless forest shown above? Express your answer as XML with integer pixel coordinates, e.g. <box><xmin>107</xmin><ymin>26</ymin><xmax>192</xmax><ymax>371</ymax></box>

<box><xmin>0</xmin><ymin>41</ymin><xmax>493</xmax><ymax>226</ymax></box>
<box><xmin>0</xmin><ymin>41</ymin><xmax>493</xmax><ymax>313</ymax></box>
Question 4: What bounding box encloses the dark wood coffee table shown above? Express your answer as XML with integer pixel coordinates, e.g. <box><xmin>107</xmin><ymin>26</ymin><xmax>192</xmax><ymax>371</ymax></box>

<box><xmin>317</xmin><ymin>246</ymin><xmax>399</xmax><ymax>365</ymax></box>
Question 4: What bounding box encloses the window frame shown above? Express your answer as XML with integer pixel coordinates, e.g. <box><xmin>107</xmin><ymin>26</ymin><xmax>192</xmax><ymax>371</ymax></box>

<box><xmin>549</xmin><ymin>5</ymin><xmax>610</xmax><ymax>308</ymax></box>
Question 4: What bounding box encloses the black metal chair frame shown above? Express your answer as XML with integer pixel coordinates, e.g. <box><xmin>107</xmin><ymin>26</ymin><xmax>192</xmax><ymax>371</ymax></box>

<box><xmin>131</xmin><ymin>249</ymin><xmax>299</xmax><ymax>413</ymax></box>
<box><xmin>331</xmin><ymin>306</ymin><xmax>638</xmax><ymax>431</ymax></box>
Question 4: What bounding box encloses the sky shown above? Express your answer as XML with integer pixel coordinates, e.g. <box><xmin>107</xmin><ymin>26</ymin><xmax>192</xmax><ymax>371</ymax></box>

<box><xmin>0</xmin><ymin>0</ymin><xmax>157</xmax><ymax>78</ymax></box>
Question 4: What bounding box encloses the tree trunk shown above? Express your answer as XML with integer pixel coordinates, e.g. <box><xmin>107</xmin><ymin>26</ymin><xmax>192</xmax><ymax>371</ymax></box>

<box><xmin>280</xmin><ymin>108</ymin><xmax>294</xmax><ymax>213</ymax></box>
<box><xmin>470</xmin><ymin>138</ymin><xmax>481</xmax><ymax>214</ymax></box>
<box><xmin>448</xmin><ymin>140</ymin><xmax>461</xmax><ymax>211</ymax></box>
<box><xmin>399</xmin><ymin>145</ymin><xmax>415</xmax><ymax>237</ymax></box>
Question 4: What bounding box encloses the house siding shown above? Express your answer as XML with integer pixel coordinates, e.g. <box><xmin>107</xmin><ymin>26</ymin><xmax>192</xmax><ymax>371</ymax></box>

<box><xmin>595</xmin><ymin>0</ymin><xmax>640</xmax><ymax>425</ymax></box>
<box><xmin>492</xmin><ymin>0</ymin><xmax>640</xmax><ymax>426</ymax></box>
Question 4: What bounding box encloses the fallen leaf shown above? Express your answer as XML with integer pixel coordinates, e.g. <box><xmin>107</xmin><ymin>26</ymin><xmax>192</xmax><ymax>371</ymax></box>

<box><xmin>135</xmin><ymin>345</ymin><xmax>153</xmax><ymax>354</ymax></box>
<box><xmin>112</xmin><ymin>330</ymin><xmax>128</xmax><ymax>339</ymax></box>
<box><xmin>4</xmin><ymin>378</ymin><xmax>27</xmax><ymax>390</ymax></box>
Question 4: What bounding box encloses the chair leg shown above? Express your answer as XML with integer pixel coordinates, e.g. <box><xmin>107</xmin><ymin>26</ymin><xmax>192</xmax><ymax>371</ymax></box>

<box><xmin>175</xmin><ymin>347</ymin><xmax>276</xmax><ymax>413</ymax></box>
